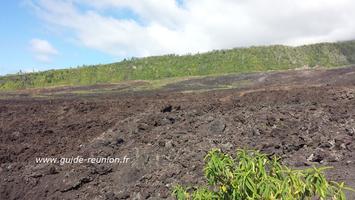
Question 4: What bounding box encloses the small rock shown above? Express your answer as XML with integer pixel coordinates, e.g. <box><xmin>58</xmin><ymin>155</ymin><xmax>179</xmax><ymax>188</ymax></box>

<box><xmin>206</xmin><ymin>116</ymin><xmax>214</xmax><ymax>122</ymax></box>
<box><xmin>137</xmin><ymin>123</ymin><xmax>150</xmax><ymax>131</ymax></box>
<box><xmin>105</xmin><ymin>192</ymin><xmax>118</xmax><ymax>200</ymax></box>
<box><xmin>252</xmin><ymin>127</ymin><xmax>260</xmax><ymax>136</ymax></box>
<box><xmin>92</xmin><ymin>165</ymin><xmax>112</xmax><ymax>175</ymax></box>
<box><xmin>158</xmin><ymin>141</ymin><xmax>165</xmax><ymax>147</ymax></box>
<box><xmin>345</xmin><ymin>128</ymin><xmax>354</xmax><ymax>136</ymax></box>
<box><xmin>161</xmin><ymin>105</ymin><xmax>172</xmax><ymax>113</ymax></box>
<box><xmin>266</xmin><ymin>116</ymin><xmax>276</xmax><ymax>127</ymax></box>
<box><xmin>29</xmin><ymin>172</ymin><xmax>43</xmax><ymax>178</ymax></box>
<box><xmin>348</xmin><ymin>143</ymin><xmax>355</xmax><ymax>151</ymax></box>
<box><xmin>48</xmin><ymin>166</ymin><xmax>58</xmax><ymax>175</ymax></box>
<box><xmin>61</xmin><ymin>176</ymin><xmax>91</xmax><ymax>192</ymax></box>
<box><xmin>294</xmin><ymin>160</ymin><xmax>309</xmax><ymax>167</ymax></box>
<box><xmin>307</xmin><ymin>149</ymin><xmax>326</xmax><ymax>163</ymax></box>
<box><xmin>328</xmin><ymin>152</ymin><xmax>342</xmax><ymax>162</ymax></box>
<box><xmin>208</xmin><ymin>120</ymin><xmax>226</xmax><ymax>134</ymax></box>
<box><xmin>307</xmin><ymin>154</ymin><xmax>314</xmax><ymax>162</ymax></box>
<box><xmin>291</xmin><ymin>155</ymin><xmax>309</xmax><ymax>167</ymax></box>
<box><xmin>261</xmin><ymin>141</ymin><xmax>274</xmax><ymax>149</ymax></box>
<box><xmin>222</xmin><ymin>142</ymin><xmax>233</xmax><ymax>150</ymax></box>
<box><xmin>340</xmin><ymin>143</ymin><xmax>347</xmax><ymax>149</ymax></box>
<box><xmin>94</xmin><ymin>139</ymin><xmax>111</xmax><ymax>147</ymax></box>
<box><xmin>334</xmin><ymin>135</ymin><xmax>352</xmax><ymax>149</ymax></box>
<box><xmin>12</xmin><ymin>131</ymin><xmax>22</xmax><ymax>138</ymax></box>
<box><xmin>174</xmin><ymin>105</ymin><xmax>181</xmax><ymax>111</ymax></box>
<box><xmin>132</xmin><ymin>192</ymin><xmax>142</xmax><ymax>200</ymax></box>
<box><xmin>285</xmin><ymin>144</ymin><xmax>304</xmax><ymax>152</ymax></box>
<box><xmin>116</xmin><ymin>192</ymin><xmax>130</xmax><ymax>199</ymax></box>
<box><xmin>165</xmin><ymin>140</ymin><xmax>173</xmax><ymax>148</ymax></box>
<box><xmin>309</xmin><ymin>107</ymin><xmax>317</xmax><ymax>111</ymax></box>
<box><xmin>319</xmin><ymin>141</ymin><xmax>334</xmax><ymax>149</ymax></box>
<box><xmin>155</xmin><ymin>117</ymin><xmax>173</xmax><ymax>126</ymax></box>
<box><xmin>113</xmin><ymin>138</ymin><xmax>125</xmax><ymax>146</ymax></box>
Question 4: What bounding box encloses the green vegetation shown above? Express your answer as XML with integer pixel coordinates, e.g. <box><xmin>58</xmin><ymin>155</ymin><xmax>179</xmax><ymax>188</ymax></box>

<box><xmin>173</xmin><ymin>149</ymin><xmax>354</xmax><ymax>200</ymax></box>
<box><xmin>1</xmin><ymin>40</ymin><xmax>355</xmax><ymax>90</ymax></box>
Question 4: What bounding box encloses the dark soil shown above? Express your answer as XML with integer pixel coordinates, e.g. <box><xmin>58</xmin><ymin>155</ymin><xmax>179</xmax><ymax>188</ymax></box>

<box><xmin>1</xmin><ymin>66</ymin><xmax>355</xmax><ymax>199</ymax></box>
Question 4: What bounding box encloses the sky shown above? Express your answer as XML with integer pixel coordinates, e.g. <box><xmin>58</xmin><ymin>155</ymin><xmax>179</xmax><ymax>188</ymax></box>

<box><xmin>1</xmin><ymin>0</ymin><xmax>355</xmax><ymax>75</ymax></box>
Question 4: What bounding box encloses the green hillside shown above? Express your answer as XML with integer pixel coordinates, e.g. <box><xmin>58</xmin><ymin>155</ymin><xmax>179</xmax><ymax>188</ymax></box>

<box><xmin>1</xmin><ymin>40</ymin><xmax>355</xmax><ymax>90</ymax></box>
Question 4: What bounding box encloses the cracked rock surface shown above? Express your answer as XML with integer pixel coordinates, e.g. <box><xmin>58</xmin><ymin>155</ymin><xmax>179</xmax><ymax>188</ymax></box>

<box><xmin>1</xmin><ymin>67</ymin><xmax>355</xmax><ymax>199</ymax></box>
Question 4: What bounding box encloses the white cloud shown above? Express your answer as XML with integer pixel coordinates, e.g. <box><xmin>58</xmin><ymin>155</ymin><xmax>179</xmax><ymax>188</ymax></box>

<box><xmin>29</xmin><ymin>38</ymin><xmax>59</xmax><ymax>63</ymax></box>
<box><xmin>28</xmin><ymin>0</ymin><xmax>355</xmax><ymax>57</ymax></box>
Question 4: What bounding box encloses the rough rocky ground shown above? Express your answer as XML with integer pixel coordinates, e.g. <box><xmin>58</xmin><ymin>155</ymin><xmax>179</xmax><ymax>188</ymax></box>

<box><xmin>1</xmin><ymin>66</ymin><xmax>355</xmax><ymax>199</ymax></box>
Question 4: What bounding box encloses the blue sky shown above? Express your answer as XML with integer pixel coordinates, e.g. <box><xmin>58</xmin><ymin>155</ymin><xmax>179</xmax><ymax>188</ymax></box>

<box><xmin>0</xmin><ymin>1</ymin><xmax>117</xmax><ymax>75</ymax></box>
<box><xmin>1</xmin><ymin>0</ymin><xmax>355</xmax><ymax>76</ymax></box>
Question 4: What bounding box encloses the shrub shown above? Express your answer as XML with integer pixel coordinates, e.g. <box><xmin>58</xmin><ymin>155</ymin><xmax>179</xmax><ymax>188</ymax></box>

<box><xmin>173</xmin><ymin>149</ymin><xmax>354</xmax><ymax>200</ymax></box>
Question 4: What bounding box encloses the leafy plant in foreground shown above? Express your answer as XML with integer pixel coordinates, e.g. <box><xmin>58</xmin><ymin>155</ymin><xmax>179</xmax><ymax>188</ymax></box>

<box><xmin>173</xmin><ymin>149</ymin><xmax>354</xmax><ymax>200</ymax></box>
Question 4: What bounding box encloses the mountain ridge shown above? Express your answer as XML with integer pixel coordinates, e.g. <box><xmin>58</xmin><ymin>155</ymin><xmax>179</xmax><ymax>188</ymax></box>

<box><xmin>1</xmin><ymin>40</ymin><xmax>355</xmax><ymax>90</ymax></box>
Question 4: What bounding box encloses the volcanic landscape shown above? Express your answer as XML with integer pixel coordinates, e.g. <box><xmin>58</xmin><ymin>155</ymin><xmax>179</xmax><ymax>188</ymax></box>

<box><xmin>1</xmin><ymin>66</ymin><xmax>355</xmax><ymax>199</ymax></box>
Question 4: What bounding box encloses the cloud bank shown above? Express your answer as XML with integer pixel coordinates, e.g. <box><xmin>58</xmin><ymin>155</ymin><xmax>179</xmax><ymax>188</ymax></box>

<box><xmin>28</xmin><ymin>0</ymin><xmax>355</xmax><ymax>57</ymax></box>
<box><xmin>29</xmin><ymin>38</ymin><xmax>58</xmax><ymax>63</ymax></box>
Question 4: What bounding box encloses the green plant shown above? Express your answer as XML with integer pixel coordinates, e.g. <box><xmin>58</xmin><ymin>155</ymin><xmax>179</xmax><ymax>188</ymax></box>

<box><xmin>173</xmin><ymin>149</ymin><xmax>354</xmax><ymax>200</ymax></box>
<box><xmin>1</xmin><ymin>40</ymin><xmax>355</xmax><ymax>90</ymax></box>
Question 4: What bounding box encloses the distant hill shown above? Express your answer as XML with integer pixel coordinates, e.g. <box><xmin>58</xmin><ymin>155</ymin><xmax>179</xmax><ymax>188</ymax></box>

<box><xmin>1</xmin><ymin>40</ymin><xmax>355</xmax><ymax>90</ymax></box>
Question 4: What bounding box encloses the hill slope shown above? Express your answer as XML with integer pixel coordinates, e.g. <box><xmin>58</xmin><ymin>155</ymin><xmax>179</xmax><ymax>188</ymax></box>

<box><xmin>1</xmin><ymin>40</ymin><xmax>355</xmax><ymax>90</ymax></box>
